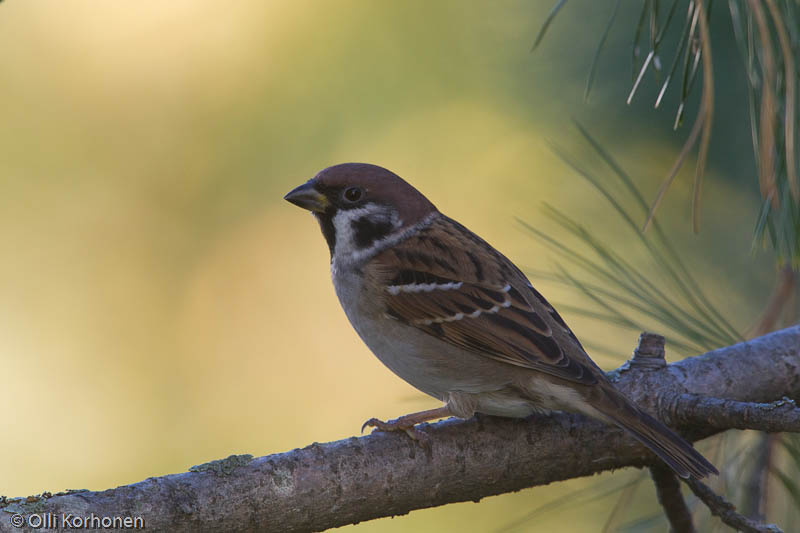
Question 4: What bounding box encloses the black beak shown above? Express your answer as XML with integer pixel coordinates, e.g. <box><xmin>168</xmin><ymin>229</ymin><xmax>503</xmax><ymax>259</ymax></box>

<box><xmin>284</xmin><ymin>180</ymin><xmax>329</xmax><ymax>213</ymax></box>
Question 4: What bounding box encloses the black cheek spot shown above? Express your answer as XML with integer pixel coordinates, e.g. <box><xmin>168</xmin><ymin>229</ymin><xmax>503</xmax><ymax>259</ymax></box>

<box><xmin>352</xmin><ymin>216</ymin><xmax>394</xmax><ymax>249</ymax></box>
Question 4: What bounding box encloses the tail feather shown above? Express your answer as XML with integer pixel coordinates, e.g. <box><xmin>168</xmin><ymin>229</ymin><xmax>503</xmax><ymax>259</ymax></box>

<box><xmin>614</xmin><ymin>407</ymin><xmax>717</xmax><ymax>479</ymax></box>
<box><xmin>593</xmin><ymin>387</ymin><xmax>718</xmax><ymax>479</ymax></box>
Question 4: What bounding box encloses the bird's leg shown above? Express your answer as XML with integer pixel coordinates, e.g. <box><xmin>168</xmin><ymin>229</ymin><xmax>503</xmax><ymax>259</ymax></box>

<box><xmin>361</xmin><ymin>405</ymin><xmax>453</xmax><ymax>443</ymax></box>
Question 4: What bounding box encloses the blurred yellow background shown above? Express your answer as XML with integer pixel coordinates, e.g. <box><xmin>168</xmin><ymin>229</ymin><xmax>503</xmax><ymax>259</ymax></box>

<box><xmin>0</xmin><ymin>1</ymin><xmax>773</xmax><ymax>531</ymax></box>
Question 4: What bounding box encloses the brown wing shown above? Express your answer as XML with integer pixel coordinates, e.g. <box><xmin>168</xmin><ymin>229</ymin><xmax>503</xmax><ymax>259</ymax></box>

<box><xmin>365</xmin><ymin>215</ymin><xmax>600</xmax><ymax>385</ymax></box>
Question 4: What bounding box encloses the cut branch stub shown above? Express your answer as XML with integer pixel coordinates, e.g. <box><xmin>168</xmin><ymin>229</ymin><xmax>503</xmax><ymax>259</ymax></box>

<box><xmin>631</xmin><ymin>331</ymin><xmax>667</xmax><ymax>369</ymax></box>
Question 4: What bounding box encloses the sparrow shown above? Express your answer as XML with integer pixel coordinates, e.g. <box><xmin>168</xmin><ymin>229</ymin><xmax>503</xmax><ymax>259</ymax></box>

<box><xmin>284</xmin><ymin>162</ymin><xmax>717</xmax><ymax>479</ymax></box>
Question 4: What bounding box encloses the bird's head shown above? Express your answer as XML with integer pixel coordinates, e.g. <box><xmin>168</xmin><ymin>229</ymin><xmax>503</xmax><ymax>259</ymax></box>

<box><xmin>284</xmin><ymin>163</ymin><xmax>438</xmax><ymax>260</ymax></box>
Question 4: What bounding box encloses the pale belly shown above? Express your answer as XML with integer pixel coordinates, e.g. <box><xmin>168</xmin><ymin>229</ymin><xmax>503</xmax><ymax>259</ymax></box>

<box><xmin>331</xmin><ymin>265</ymin><xmax>547</xmax><ymax>418</ymax></box>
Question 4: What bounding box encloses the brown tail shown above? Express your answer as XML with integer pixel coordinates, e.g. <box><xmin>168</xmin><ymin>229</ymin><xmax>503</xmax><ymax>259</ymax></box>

<box><xmin>593</xmin><ymin>387</ymin><xmax>718</xmax><ymax>479</ymax></box>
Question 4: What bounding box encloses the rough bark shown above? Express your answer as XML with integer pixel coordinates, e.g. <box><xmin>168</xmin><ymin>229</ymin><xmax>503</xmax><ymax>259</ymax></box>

<box><xmin>1</xmin><ymin>325</ymin><xmax>799</xmax><ymax>533</ymax></box>
<box><xmin>650</xmin><ymin>465</ymin><xmax>696</xmax><ymax>533</ymax></box>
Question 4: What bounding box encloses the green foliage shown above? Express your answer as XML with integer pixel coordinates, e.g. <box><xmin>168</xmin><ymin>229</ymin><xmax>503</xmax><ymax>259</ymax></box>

<box><xmin>535</xmin><ymin>0</ymin><xmax>800</xmax><ymax>264</ymax></box>
<box><xmin>729</xmin><ymin>0</ymin><xmax>800</xmax><ymax>267</ymax></box>
<box><xmin>531</xmin><ymin>0</ymin><xmax>569</xmax><ymax>52</ymax></box>
<box><xmin>521</xmin><ymin>122</ymin><xmax>742</xmax><ymax>355</ymax></box>
<box><xmin>531</xmin><ymin>4</ymin><xmax>800</xmax><ymax>518</ymax></box>
<box><xmin>521</xmin><ymin>121</ymin><xmax>799</xmax><ymax>527</ymax></box>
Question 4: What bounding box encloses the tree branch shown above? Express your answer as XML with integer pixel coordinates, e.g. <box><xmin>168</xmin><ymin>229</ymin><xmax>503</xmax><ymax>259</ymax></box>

<box><xmin>685</xmin><ymin>477</ymin><xmax>783</xmax><ymax>533</ymax></box>
<box><xmin>669</xmin><ymin>394</ymin><xmax>799</xmax><ymax>434</ymax></box>
<box><xmin>650</xmin><ymin>465</ymin><xmax>695</xmax><ymax>533</ymax></box>
<box><xmin>1</xmin><ymin>326</ymin><xmax>799</xmax><ymax>533</ymax></box>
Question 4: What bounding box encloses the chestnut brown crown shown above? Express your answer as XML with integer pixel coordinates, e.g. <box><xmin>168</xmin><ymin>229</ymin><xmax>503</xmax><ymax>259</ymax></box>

<box><xmin>286</xmin><ymin>163</ymin><xmax>437</xmax><ymax>224</ymax></box>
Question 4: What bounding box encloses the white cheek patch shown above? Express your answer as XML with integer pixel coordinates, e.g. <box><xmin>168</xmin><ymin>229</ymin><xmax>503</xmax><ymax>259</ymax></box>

<box><xmin>332</xmin><ymin>206</ymin><xmax>382</xmax><ymax>249</ymax></box>
<box><xmin>332</xmin><ymin>205</ymin><xmax>396</xmax><ymax>260</ymax></box>
<box><xmin>332</xmin><ymin>209</ymin><xmax>435</xmax><ymax>267</ymax></box>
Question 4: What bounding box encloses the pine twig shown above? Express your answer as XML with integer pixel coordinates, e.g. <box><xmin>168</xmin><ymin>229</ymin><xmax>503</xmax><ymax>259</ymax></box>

<box><xmin>685</xmin><ymin>477</ymin><xmax>783</xmax><ymax>533</ymax></box>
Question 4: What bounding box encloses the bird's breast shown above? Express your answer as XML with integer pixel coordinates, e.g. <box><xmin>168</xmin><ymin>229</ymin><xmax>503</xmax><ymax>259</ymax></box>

<box><xmin>331</xmin><ymin>264</ymin><xmax>518</xmax><ymax>403</ymax></box>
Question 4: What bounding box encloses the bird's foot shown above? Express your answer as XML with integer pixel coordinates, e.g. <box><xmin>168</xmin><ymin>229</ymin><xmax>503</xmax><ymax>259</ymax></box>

<box><xmin>360</xmin><ymin>406</ymin><xmax>452</xmax><ymax>446</ymax></box>
<box><xmin>361</xmin><ymin>417</ymin><xmax>430</xmax><ymax>446</ymax></box>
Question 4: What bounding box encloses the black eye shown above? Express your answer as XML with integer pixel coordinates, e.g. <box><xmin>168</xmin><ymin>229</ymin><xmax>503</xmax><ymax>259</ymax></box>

<box><xmin>343</xmin><ymin>187</ymin><xmax>363</xmax><ymax>203</ymax></box>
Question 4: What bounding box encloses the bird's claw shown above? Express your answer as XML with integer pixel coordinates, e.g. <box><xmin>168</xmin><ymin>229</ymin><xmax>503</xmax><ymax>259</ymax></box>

<box><xmin>361</xmin><ymin>417</ymin><xmax>383</xmax><ymax>434</ymax></box>
<box><xmin>361</xmin><ymin>417</ymin><xmax>431</xmax><ymax>447</ymax></box>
